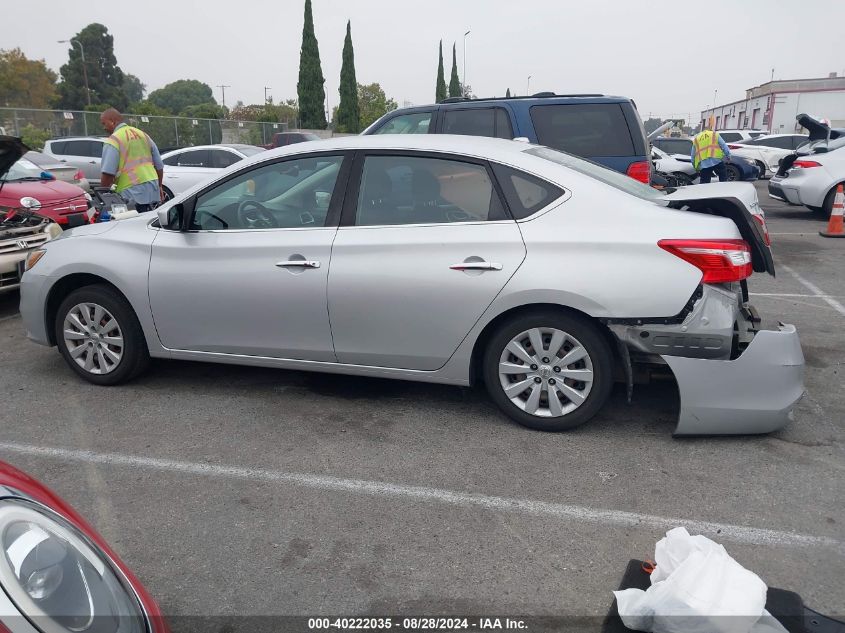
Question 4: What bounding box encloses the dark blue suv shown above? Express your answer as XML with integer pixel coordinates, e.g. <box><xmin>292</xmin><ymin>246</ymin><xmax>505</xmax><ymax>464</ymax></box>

<box><xmin>362</xmin><ymin>93</ymin><xmax>651</xmax><ymax>182</ymax></box>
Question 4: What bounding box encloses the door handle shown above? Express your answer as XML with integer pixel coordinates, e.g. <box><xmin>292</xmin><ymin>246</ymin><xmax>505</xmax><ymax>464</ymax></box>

<box><xmin>276</xmin><ymin>260</ymin><xmax>321</xmax><ymax>269</ymax></box>
<box><xmin>449</xmin><ymin>261</ymin><xmax>502</xmax><ymax>271</ymax></box>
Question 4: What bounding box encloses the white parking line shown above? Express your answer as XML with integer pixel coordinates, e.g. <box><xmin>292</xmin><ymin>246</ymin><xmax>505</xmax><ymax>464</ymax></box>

<box><xmin>780</xmin><ymin>265</ymin><xmax>845</xmax><ymax>318</ymax></box>
<box><xmin>0</xmin><ymin>441</ymin><xmax>839</xmax><ymax>552</ymax></box>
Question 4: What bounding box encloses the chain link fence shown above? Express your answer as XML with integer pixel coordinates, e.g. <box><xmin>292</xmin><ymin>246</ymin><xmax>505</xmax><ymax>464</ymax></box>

<box><xmin>0</xmin><ymin>107</ymin><xmax>338</xmax><ymax>152</ymax></box>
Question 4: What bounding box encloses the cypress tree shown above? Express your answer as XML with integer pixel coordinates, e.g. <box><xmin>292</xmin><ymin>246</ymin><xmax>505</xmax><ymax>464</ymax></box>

<box><xmin>336</xmin><ymin>20</ymin><xmax>360</xmax><ymax>133</ymax></box>
<box><xmin>297</xmin><ymin>0</ymin><xmax>327</xmax><ymax>129</ymax></box>
<box><xmin>435</xmin><ymin>40</ymin><xmax>447</xmax><ymax>103</ymax></box>
<box><xmin>506</xmin><ymin>88</ymin><xmax>511</xmax><ymax>98</ymax></box>
<box><xmin>448</xmin><ymin>43</ymin><xmax>461</xmax><ymax>98</ymax></box>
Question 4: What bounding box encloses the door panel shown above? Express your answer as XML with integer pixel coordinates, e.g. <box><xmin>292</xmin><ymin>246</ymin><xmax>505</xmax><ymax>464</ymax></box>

<box><xmin>329</xmin><ymin>223</ymin><xmax>525</xmax><ymax>370</ymax></box>
<box><xmin>150</xmin><ymin>228</ymin><xmax>337</xmax><ymax>360</ymax></box>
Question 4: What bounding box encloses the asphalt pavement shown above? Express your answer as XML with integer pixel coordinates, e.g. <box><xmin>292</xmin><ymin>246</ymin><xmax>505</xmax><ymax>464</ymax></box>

<box><xmin>0</xmin><ymin>180</ymin><xmax>842</xmax><ymax>625</ymax></box>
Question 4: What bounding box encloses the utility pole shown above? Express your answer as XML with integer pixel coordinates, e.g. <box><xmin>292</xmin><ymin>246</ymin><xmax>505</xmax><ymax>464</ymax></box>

<box><xmin>264</xmin><ymin>86</ymin><xmax>272</xmax><ymax>104</ymax></box>
<box><xmin>526</xmin><ymin>75</ymin><xmax>532</xmax><ymax>96</ymax></box>
<box><xmin>217</xmin><ymin>85</ymin><xmax>231</xmax><ymax>108</ymax></box>
<box><xmin>463</xmin><ymin>30</ymin><xmax>471</xmax><ymax>97</ymax></box>
<box><xmin>58</xmin><ymin>39</ymin><xmax>91</xmax><ymax>106</ymax></box>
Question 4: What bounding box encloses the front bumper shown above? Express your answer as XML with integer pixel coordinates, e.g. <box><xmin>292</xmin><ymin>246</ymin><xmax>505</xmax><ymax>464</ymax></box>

<box><xmin>665</xmin><ymin>323</ymin><xmax>805</xmax><ymax>435</ymax></box>
<box><xmin>19</xmin><ymin>271</ymin><xmax>52</xmax><ymax>346</ymax></box>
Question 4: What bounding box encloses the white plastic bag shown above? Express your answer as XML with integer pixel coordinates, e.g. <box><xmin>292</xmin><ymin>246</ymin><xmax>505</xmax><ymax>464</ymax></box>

<box><xmin>613</xmin><ymin>527</ymin><xmax>787</xmax><ymax>633</ymax></box>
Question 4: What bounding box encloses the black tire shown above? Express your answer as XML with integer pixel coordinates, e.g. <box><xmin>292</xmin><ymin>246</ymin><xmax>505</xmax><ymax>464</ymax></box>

<box><xmin>482</xmin><ymin>310</ymin><xmax>614</xmax><ymax>432</ymax></box>
<box><xmin>55</xmin><ymin>285</ymin><xmax>150</xmax><ymax>386</ymax></box>
<box><xmin>811</xmin><ymin>183</ymin><xmax>844</xmax><ymax>217</ymax></box>
<box><xmin>161</xmin><ymin>186</ymin><xmax>174</xmax><ymax>203</ymax></box>
<box><xmin>755</xmin><ymin>161</ymin><xmax>767</xmax><ymax>179</ymax></box>
<box><xmin>725</xmin><ymin>164</ymin><xmax>741</xmax><ymax>181</ymax></box>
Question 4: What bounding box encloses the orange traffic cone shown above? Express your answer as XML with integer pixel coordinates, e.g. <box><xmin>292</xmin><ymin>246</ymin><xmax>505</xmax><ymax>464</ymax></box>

<box><xmin>820</xmin><ymin>184</ymin><xmax>845</xmax><ymax>238</ymax></box>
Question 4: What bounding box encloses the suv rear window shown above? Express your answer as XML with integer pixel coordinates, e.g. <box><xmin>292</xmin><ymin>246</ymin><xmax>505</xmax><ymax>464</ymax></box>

<box><xmin>717</xmin><ymin>132</ymin><xmax>742</xmax><ymax>142</ymax></box>
<box><xmin>529</xmin><ymin>104</ymin><xmax>635</xmax><ymax>157</ymax></box>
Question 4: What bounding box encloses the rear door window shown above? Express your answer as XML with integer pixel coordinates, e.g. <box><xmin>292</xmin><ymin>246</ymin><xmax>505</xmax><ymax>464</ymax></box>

<box><xmin>491</xmin><ymin>163</ymin><xmax>564</xmax><ymax>219</ymax></box>
<box><xmin>441</xmin><ymin>108</ymin><xmax>513</xmax><ymax>139</ymax></box>
<box><xmin>529</xmin><ymin>104</ymin><xmax>635</xmax><ymax>157</ymax></box>
<box><xmin>65</xmin><ymin>140</ymin><xmax>100</xmax><ymax>157</ymax></box>
<box><xmin>718</xmin><ymin>132</ymin><xmax>742</xmax><ymax>142</ymax></box>
<box><xmin>372</xmin><ymin>112</ymin><xmax>433</xmax><ymax>135</ymax></box>
<box><xmin>212</xmin><ymin>150</ymin><xmax>243</xmax><ymax>168</ymax></box>
<box><xmin>48</xmin><ymin>141</ymin><xmax>67</xmax><ymax>155</ymax></box>
<box><xmin>176</xmin><ymin>150</ymin><xmax>210</xmax><ymax>167</ymax></box>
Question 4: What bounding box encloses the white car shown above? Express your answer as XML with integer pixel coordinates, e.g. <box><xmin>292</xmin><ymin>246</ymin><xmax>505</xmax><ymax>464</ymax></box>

<box><xmin>715</xmin><ymin>129</ymin><xmax>767</xmax><ymax>143</ymax></box>
<box><xmin>42</xmin><ymin>137</ymin><xmax>107</xmax><ymax>184</ymax></box>
<box><xmin>161</xmin><ymin>144</ymin><xmax>265</xmax><ymax>199</ymax></box>
<box><xmin>19</xmin><ymin>134</ymin><xmax>803</xmax><ymax>436</ymax></box>
<box><xmin>769</xmin><ymin>144</ymin><xmax>845</xmax><ymax>215</ymax></box>
<box><xmin>651</xmin><ymin>146</ymin><xmax>697</xmax><ymax>184</ymax></box>
<box><xmin>726</xmin><ymin>134</ymin><xmax>809</xmax><ymax>178</ymax></box>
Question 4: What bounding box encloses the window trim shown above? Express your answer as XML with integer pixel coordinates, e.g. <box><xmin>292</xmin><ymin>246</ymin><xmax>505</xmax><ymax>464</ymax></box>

<box><xmin>178</xmin><ymin>150</ymin><xmax>354</xmax><ymax>233</ymax></box>
<box><xmin>339</xmin><ymin>149</ymin><xmax>513</xmax><ymax>228</ymax></box>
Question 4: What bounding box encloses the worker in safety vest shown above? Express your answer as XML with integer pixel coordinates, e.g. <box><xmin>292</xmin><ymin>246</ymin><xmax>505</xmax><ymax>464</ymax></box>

<box><xmin>690</xmin><ymin>127</ymin><xmax>731</xmax><ymax>184</ymax></box>
<box><xmin>99</xmin><ymin>108</ymin><xmax>164</xmax><ymax>212</ymax></box>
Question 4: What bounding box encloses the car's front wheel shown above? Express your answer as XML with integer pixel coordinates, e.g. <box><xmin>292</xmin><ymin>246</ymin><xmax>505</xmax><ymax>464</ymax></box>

<box><xmin>483</xmin><ymin>311</ymin><xmax>614</xmax><ymax>431</ymax></box>
<box><xmin>55</xmin><ymin>285</ymin><xmax>150</xmax><ymax>385</ymax></box>
<box><xmin>725</xmin><ymin>164</ymin><xmax>741</xmax><ymax>181</ymax></box>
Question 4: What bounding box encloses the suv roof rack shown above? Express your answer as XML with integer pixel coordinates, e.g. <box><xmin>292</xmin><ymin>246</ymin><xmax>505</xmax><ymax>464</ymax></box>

<box><xmin>437</xmin><ymin>93</ymin><xmax>608</xmax><ymax>105</ymax></box>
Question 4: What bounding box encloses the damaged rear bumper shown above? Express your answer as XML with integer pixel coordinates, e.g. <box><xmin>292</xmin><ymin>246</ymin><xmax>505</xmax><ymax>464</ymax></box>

<box><xmin>665</xmin><ymin>323</ymin><xmax>805</xmax><ymax>436</ymax></box>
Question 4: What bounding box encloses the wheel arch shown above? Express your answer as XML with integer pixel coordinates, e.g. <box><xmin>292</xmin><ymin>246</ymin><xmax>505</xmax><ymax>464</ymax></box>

<box><xmin>45</xmin><ymin>274</ymin><xmax>135</xmax><ymax>346</ymax></box>
<box><xmin>468</xmin><ymin>302</ymin><xmax>620</xmax><ymax>387</ymax></box>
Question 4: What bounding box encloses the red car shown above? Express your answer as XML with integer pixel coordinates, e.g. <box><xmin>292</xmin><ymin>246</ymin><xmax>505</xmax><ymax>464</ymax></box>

<box><xmin>0</xmin><ymin>137</ymin><xmax>91</xmax><ymax>227</ymax></box>
<box><xmin>0</xmin><ymin>460</ymin><xmax>168</xmax><ymax>633</ymax></box>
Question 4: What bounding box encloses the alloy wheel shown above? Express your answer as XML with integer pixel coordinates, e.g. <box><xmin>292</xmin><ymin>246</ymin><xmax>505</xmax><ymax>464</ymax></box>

<box><xmin>497</xmin><ymin>327</ymin><xmax>594</xmax><ymax>418</ymax></box>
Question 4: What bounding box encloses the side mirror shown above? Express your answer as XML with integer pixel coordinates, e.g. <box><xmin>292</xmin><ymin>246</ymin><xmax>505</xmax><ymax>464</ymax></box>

<box><xmin>157</xmin><ymin>203</ymin><xmax>183</xmax><ymax>230</ymax></box>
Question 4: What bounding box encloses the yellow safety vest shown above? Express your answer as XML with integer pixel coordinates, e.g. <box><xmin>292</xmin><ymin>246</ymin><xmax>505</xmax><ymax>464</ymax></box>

<box><xmin>103</xmin><ymin>125</ymin><xmax>158</xmax><ymax>192</ymax></box>
<box><xmin>692</xmin><ymin>130</ymin><xmax>725</xmax><ymax>170</ymax></box>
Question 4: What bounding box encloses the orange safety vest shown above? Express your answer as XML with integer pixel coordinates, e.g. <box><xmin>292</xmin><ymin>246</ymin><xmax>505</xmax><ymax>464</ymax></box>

<box><xmin>692</xmin><ymin>130</ymin><xmax>725</xmax><ymax>170</ymax></box>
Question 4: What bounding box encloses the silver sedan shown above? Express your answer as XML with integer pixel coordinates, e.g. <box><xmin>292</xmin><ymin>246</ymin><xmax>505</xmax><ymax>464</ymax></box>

<box><xmin>19</xmin><ymin>135</ymin><xmax>804</xmax><ymax>434</ymax></box>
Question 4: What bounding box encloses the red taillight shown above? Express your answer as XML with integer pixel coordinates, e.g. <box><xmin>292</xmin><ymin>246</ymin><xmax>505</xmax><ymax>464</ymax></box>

<box><xmin>792</xmin><ymin>160</ymin><xmax>821</xmax><ymax>169</ymax></box>
<box><xmin>752</xmin><ymin>214</ymin><xmax>771</xmax><ymax>246</ymax></box>
<box><xmin>74</xmin><ymin>169</ymin><xmax>85</xmax><ymax>180</ymax></box>
<box><xmin>626</xmin><ymin>160</ymin><xmax>650</xmax><ymax>183</ymax></box>
<box><xmin>658</xmin><ymin>239</ymin><xmax>753</xmax><ymax>283</ymax></box>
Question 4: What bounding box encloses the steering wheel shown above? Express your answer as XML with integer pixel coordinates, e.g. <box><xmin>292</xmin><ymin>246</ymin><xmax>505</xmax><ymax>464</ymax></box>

<box><xmin>237</xmin><ymin>200</ymin><xmax>279</xmax><ymax>229</ymax></box>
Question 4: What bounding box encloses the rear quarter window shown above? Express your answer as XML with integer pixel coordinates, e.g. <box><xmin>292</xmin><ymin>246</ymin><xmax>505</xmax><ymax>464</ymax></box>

<box><xmin>530</xmin><ymin>103</ymin><xmax>635</xmax><ymax>157</ymax></box>
<box><xmin>491</xmin><ymin>163</ymin><xmax>564</xmax><ymax>219</ymax></box>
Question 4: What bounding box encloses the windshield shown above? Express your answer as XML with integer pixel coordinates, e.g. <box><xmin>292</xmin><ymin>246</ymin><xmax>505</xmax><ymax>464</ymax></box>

<box><xmin>526</xmin><ymin>146</ymin><xmax>665</xmax><ymax>201</ymax></box>
<box><xmin>1</xmin><ymin>158</ymin><xmax>46</xmax><ymax>182</ymax></box>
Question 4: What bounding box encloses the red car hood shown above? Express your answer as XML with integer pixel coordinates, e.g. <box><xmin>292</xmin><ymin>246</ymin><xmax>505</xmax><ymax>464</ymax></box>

<box><xmin>0</xmin><ymin>177</ymin><xmax>87</xmax><ymax>204</ymax></box>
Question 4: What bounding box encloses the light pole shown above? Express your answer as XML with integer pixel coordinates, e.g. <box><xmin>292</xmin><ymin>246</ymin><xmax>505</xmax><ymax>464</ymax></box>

<box><xmin>217</xmin><ymin>84</ymin><xmax>230</xmax><ymax>108</ymax></box>
<box><xmin>527</xmin><ymin>75</ymin><xmax>532</xmax><ymax>96</ymax></box>
<box><xmin>264</xmin><ymin>86</ymin><xmax>272</xmax><ymax>104</ymax></box>
<box><xmin>463</xmin><ymin>30</ymin><xmax>471</xmax><ymax>97</ymax></box>
<box><xmin>58</xmin><ymin>39</ymin><xmax>91</xmax><ymax>106</ymax></box>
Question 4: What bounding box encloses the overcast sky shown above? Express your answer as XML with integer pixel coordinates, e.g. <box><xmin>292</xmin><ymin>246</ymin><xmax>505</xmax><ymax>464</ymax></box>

<box><xmin>6</xmin><ymin>0</ymin><xmax>845</xmax><ymax>122</ymax></box>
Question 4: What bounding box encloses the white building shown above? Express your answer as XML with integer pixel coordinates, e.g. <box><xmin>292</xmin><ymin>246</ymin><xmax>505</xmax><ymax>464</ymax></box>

<box><xmin>700</xmin><ymin>74</ymin><xmax>845</xmax><ymax>133</ymax></box>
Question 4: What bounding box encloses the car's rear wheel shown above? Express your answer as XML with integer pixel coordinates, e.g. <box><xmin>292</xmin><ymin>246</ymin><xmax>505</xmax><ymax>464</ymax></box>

<box><xmin>161</xmin><ymin>186</ymin><xmax>174</xmax><ymax>203</ymax></box>
<box><xmin>725</xmin><ymin>164</ymin><xmax>741</xmax><ymax>181</ymax></box>
<box><xmin>811</xmin><ymin>183</ymin><xmax>844</xmax><ymax>217</ymax></box>
<box><xmin>55</xmin><ymin>285</ymin><xmax>150</xmax><ymax>385</ymax></box>
<box><xmin>483</xmin><ymin>311</ymin><xmax>614</xmax><ymax>432</ymax></box>
<box><xmin>755</xmin><ymin>161</ymin><xmax>767</xmax><ymax>178</ymax></box>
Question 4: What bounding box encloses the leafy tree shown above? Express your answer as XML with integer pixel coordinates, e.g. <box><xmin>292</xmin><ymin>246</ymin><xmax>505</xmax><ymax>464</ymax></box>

<box><xmin>643</xmin><ymin>117</ymin><xmax>664</xmax><ymax>135</ymax></box>
<box><xmin>506</xmin><ymin>88</ymin><xmax>511</xmax><ymax>98</ymax></box>
<box><xmin>0</xmin><ymin>48</ymin><xmax>57</xmax><ymax>108</ymax></box>
<box><xmin>297</xmin><ymin>0</ymin><xmax>327</xmax><ymax>129</ymax></box>
<box><xmin>180</xmin><ymin>103</ymin><xmax>226</xmax><ymax>119</ymax></box>
<box><xmin>358</xmin><ymin>82</ymin><xmax>397</xmax><ymax>129</ymax></box>
<box><xmin>448</xmin><ymin>43</ymin><xmax>461</xmax><ymax>98</ymax></box>
<box><xmin>148</xmin><ymin>79</ymin><xmax>216</xmax><ymax>115</ymax></box>
<box><xmin>57</xmin><ymin>24</ymin><xmax>127</xmax><ymax>110</ymax></box>
<box><xmin>459</xmin><ymin>83</ymin><xmax>475</xmax><ymax>99</ymax></box>
<box><xmin>20</xmin><ymin>124</ymin><xmax>52</xmax><ymax>151</ymax></box>
<box><xmin>435</xmin><ymin>41</ymin><xmax>447</xmax><ymax>103</ymax></box>
<box><xmin>335</xmin><ymin>21</ymin><xmax>360</xmax><ymax>133</ymax></box>
<box><xmin>121</xmin><ymin>74</ymin><xmax>145</xmax><ymax>103</ymax></box>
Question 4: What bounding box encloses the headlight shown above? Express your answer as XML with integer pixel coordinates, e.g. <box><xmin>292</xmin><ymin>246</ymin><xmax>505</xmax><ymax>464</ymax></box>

<box><xmin>25</xmin><ymin>250</ymin><xmax>47</xmax><ymax>271</ymax></box>
<box><xmin>0</xmin><ymin>500</ymin><xmax>147</xmax><ymax>633</ymax></box>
